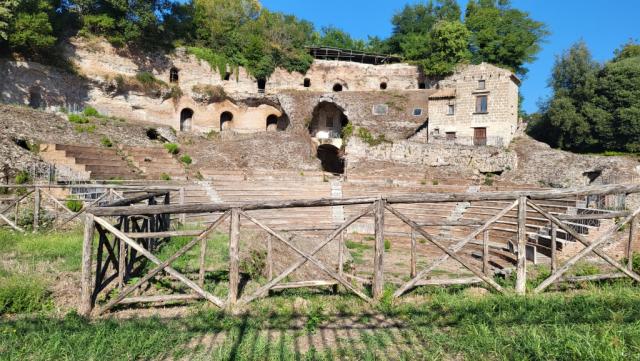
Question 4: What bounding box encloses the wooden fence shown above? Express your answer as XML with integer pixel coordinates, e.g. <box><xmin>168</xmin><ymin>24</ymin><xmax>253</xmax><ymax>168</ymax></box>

<box><xmin>0</xmin><ymin>184</ymin><xmax>183</xmax><ymax>232</ymax></box>
<box><xmin>75</xmin><ymin>183</ymin><xmax>640</xmax><ymax>316</ymax></box>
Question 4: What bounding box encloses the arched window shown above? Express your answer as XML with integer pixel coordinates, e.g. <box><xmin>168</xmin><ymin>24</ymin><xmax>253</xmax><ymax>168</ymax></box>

<box><xmin>332</xmin><ymin>83</ymin><xmax>343</xmax><ymax>92</ymax></box>
<box><xmin>380</xmin><ymin>82</ymin><xmax>388</xmax><ymax>90</ymax></box>
<box><xmin>303</xmin><ymin>78</ymin><xmax>311</xmax><ymax>88</ymax></box>
<box><xmin>220</xmin><ymin>111</ymin><xmax>233</xmax><ymax>131</ymax></box>
<box><xmin>170</xmin><ymin>67</ymin><xmax>179</xmax><ymax>83</ymax></box>
<box><xmin>180</xmin><ymin>108</ymin><xmax>193</xmax><ymax>131</ymax></box>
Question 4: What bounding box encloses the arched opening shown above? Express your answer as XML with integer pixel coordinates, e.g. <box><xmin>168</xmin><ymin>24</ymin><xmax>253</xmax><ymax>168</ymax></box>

<box><xmin>29</xmin><ymin>88</ymin><xmax>42</xmax><ymax>109</ymax></box>
<box><xmin>220</xmin><ymin>111</ymin><xmax>233</xmax><ymax>131</ymax></box>
<box><xmin>380</xmin><ymin>82</ymin><xmax>388</xmax><ymax>90</ymax></box>
<box><xmin>317</xmin><ymin>144</ymin><xmax>344</xmax><ymax>174</ymax></box>
<box><xmin>309</xmin><ymin>102</ymin><xmax>348</xmax><ymax>139</ymax></box>
<box><xmin>266</xmin><ymin>114</ymin><xmax>278</xmax><ymax>131</ymax></box>
<box><xmin>180</xmin><ymin>108</ymin><xmax>193</xmax><ymax>131</ymax></box>
<box><xmin>224</xmin><ymin>72</ymin><xmax>231</xmax><ymax>81</ymax></box>
<box><xmin>303</xmin><ymin>78</ymin><xmax>311</xmax><ymax>88</ymax></box>
<box><xmin>332</xmin><ymin>83</ymin><xmax>343</xmax><ymax>92</ymax></box>
<box><xmin>169</xmin><ymin>67</ymin><xmax>179</xmax><ymax>83</ymax></box>
<box><xmin>418</xmin><ymin>82</ymin><xmax>426</xmax><ymax>89</ymax></box>
<box><xmin>257</xmin><ymin>79</ymin><xmax>266</xmax><ymax>93</ymax></box>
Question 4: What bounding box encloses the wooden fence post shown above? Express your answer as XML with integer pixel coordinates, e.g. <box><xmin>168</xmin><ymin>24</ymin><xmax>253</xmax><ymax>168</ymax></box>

<box><xmin>628</xmin><ymin>216</ymin><xmax>636</xmax><ymax>271</ymax></box>
<box><xmin>228</xmin><ymin>208</ymin><xmax>240</xmax><ymax>307</ymax></box>
<box><xmin>80</xmin><ymin>213</ymin><xmax>95</xmax><ymax>316</ymax></box>
<box><xmin>33</xmin><ymin>187</ymin><xmax>40</xmax><ymax>231</ymax></box>
<box><xmin>179</xmin><ymin>187</ymin><xmax>186</xmax><ymax>225</ymax></box>
<box><xmin>483</xmin><ymin>230</ymin><xmax>489</xmax><ymax>275</ymax></box>
<box><xmin>199</xmin><ymin>227</ymin><xmax>208</xmax><ymax>287</ymax></box>
<box><xmin>373</xmin><ymin>199</ymin><xmax>385</xmax><ymax>300</ymax></box>
<box><xmin>266</xmin><ymin>234</ymin><xmax>273</xmax><ymax>281</ymax></box>
<box><xmin>410</xmin><ymin>229</ymin><xmax>417</xmax><ymax>278</ymax></box>
<box><xmin>515</xmin><ymin>196</ymin><xmax>527</xmax><ymax>294</ymax></box>
<box><xmin>551</xmin><ymin>222</ymin><xmax>557</xmax><ymax>273</ymax></box>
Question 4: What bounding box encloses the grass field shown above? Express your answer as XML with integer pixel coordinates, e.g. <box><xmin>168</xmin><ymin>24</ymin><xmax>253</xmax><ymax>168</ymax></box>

<box><xmin>1</xmin><ymin>229</ymin><xmax>640</xmax><ymax>360</ymax></box>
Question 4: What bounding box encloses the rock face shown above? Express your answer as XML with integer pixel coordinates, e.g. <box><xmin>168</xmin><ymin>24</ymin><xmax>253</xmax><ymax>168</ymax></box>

<box><xmin>346</xmin><ymin>138</ymin><xmax>517</xmax><ymax>174</ymax></box>
<box><xmin>504</xmin><ymin>136</ymin><xmax>640</xmax><ymax>187</ymax></box>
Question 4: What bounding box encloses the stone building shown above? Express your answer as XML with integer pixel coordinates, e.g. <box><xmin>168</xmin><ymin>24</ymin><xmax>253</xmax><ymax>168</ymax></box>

<box><xmin>427</xmin><ymin>63</ymin><xmax>521</xmax><ymax>147</ymax></box>
<box><xmin>0</xmin><ymin>38</ymin><xmax>519</xmax><ymax>151</ymax></box>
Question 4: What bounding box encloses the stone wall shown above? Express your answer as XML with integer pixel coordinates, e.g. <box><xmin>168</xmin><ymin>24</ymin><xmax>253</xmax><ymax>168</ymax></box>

<box><xmin>346</xmin><ymin>137</ymin><xmax>517</xmax><ymax>174</ymax></box>
<box><xmin>278</xmin><ymin>90</ymin><xmax>432</xmax><ymax>141</ymax></box>
<box><xmin>427</xmin><ymin>63</ymin><xmax>520</xmax><ymax>147</ymax></box>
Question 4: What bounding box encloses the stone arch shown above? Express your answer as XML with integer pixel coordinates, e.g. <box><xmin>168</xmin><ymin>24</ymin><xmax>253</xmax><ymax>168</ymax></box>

<box><xmin>169</xmin><ymin>67</ymin><xmax>179</xmax><ymax>83</ymax></box>
<box><xmin>266</xmin><ymin>114</ymin><xmax>278</xmax><ymax>131</ymax></box>
<box><xmin>220</xmin><ymin>111</ymin><xmax>234</xmax><ymax>130</ymax></box>
<box><xmin>317</xmin><ymin>144</ymin><xmax>344</xmax><ymax>174</ymax></box>
<box><xmin>180</xmin><ymin>108</ymin><xmax>193</xmax><ymax>131</ymax></box>
<box><xmin>308</xmin><ymin>101</ymin><xmax>349</xmax><ymax>139</ymax></box>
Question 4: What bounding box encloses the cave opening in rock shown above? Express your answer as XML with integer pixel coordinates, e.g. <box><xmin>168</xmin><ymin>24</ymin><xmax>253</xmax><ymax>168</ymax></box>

<box><xmin>332</xmin><ymin>83</ymin><xmax>343</xmax><ymax>92</ymax></box>
<box><xmin>266</xmin><ymin>114</ymin><xmax>278</xmax><ymax>131</ymax></box>
<box><xmin>169</xmin><ymin>67</ymin><xmax>179</xmax><ymax>83</ymax></box>
<box><xmin>317</xmin><ymin>144</ymin><xmax>344</xmax><ymax>174</ymax></box>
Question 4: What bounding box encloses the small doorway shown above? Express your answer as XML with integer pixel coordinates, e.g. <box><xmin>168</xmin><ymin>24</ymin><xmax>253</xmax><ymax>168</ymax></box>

<box><xmin>474</xmin><ymin>127</ymin><xmax>487</xmax><ymax>146</ymax></box>
<box><xmin>257</xmin><ymin>79</ymin><xmax>266</xmax><ymax>93</ymax></box>
<box><xmin>169</xmin><ymin>67</ymin><xmax>179</xmax><ymax>83</ymax></box>
<box><xmin>180</xmin><ymin>108</ymin><xmax>193</xmax><ymax>131</ymax></box>
<box><xmin>29</xmin><ymin>88</ymin><xmax>42</xmax><ymax>109</ymax></box>
<box><xmin>220</xmin><ymin>111</ymin><xmax>233</xmax><ymax>131</ymax></box>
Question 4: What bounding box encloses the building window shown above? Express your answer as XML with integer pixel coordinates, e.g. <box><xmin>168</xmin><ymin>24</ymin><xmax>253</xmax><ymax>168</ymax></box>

<box><xmin>373</xmin><ymin>104</ymin><xmax>389</xmax><ymax>115</ymax></box>
<box><xmin>447</xmin><ymin>104</ymin><xmax>455</xmax><ymax>115</ymax></box>
<box><xmin>433</xmin><ymin>128</ymin><xmax>440</xmax><ymax>136</ymax></box>
<box><xmin>476</xmin><ymin>95</ymin><xmax>488</xmax><ymax>113</ymax></box>
<box><xmin>413</xmin><ymin>108</ymin><xmax>423</xmax><ymax>116</ymax></box>
<box><xmin>446</xmin><ymin>132</ymin><xmax>456</xmax><ymax>141</ymax></box>
<box><xmin>478</xmin><ymin>79</ymin><xmax>486</xmax><ymax>90</ymax></box>
<box><xmin>303</xmin><ymin>78</ymin><xmax>311</xmax><ymax>88</ymax></box>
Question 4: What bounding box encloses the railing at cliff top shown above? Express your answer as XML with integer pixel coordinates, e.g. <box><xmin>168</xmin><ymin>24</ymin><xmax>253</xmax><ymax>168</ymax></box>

<box><xmin>77</xmin><ymin>183</ymin><xmax>640</xmax><ymax>316</ymax></box>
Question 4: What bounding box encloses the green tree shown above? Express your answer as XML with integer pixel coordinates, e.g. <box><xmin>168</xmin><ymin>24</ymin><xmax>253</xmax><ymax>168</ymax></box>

<box><xmin>388</xmin><ymin>0</ymin><xmax>461</xmax><ymax>54</ymax></box>
<box><xmin>465</xmin><ymin>0</ymin><xmax>548</xmax><ymax>75</ymax></box>
<box><xmin>314</xmin><ymin>26</ymin><xmax>367</xmax><ymax>50</ymax></box>
<box><xmin>6</xmin><ymin>0</ymin><xmax>57</xmax><ymax>54</ymax></box>
<box><xmin>416</xmin><ymin>20</ymin><xmax>471</xmax><ymax>76</ymax></box>
<box><xmin>0</xmin><ymin>0</ymin><xmax>20</xmax><ymax>41</ymax></box>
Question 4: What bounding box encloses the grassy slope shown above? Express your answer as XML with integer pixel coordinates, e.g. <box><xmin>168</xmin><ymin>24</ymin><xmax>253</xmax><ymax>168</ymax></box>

<box><xmin>1</xmin><ymin>229</ymin><xmax>640</xmax><ymax>360</ymax></box>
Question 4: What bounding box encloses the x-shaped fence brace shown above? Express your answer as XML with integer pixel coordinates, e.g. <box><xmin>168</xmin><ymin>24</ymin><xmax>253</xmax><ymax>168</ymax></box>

<box><xmin>92</xmin><ymin>212</ymin><xmax>229</xmax><ymax>315</ymax></box>
<box><xmin>237</xmin><ymin>206</ymin><xmax>374</xmax><ymax>305</ymax></box>
<box><xmin>387</xmin><ymin>199</ymin><xmax>517</xmax><ymax>298</ymax></box>
<box><xmin>0</xmin><ymin>190</ymin><xmax>34</xmax><ymax>232</ymax></box>
<box><xmin>527</xmin><ymin>199</ymin><xmax>640</xmax><ymax>293</ymax></box>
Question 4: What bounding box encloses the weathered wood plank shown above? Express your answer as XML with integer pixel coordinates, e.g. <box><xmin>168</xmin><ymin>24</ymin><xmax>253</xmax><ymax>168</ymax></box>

<box><xmin>628</xmin><ymin>216</ymin><xmax>636</xmax><ymax>271</ymax></box>
<box><xmin>88</xmin><ymin>183</ymin><xmax>640</xmax><ymax>217</ymax></box>
<box><xmin>515</xmin><ymin>196</ymin><xmax>527</xmax><ymax>295</ymax></box>
<box><xmin>271</xmin><ymin>280</ymin><xmax>338</xmax><ymax>290</ymax></box>
<box><xmin>373</xmin><ymin>199</ymin><xmax>385</xmax><ymax>300</ymax></box>
<box><xmin>79</xmin><ymin>213</ymin><xmax>95</xmax><ymax>316</ymax></box>
<box><xmin>119</xmin><ymin>294</ymin><xmax>201</xmax><ymax>304</ymax></box>
<box><xmin>227</xmin><ymin>208</ymin><xmax>240</xmax><ymax>307</ymax></box>
<box><xmin>415</xmin><ymin>277</ymin><xmax>482</xmax><ymax>286</ymax></box>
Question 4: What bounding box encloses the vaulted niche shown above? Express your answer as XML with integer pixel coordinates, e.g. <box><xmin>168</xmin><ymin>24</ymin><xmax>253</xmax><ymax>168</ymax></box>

<box><xmin>308</xmin><ymin>102</ymin><xmax>348</xmax><ymax>139</ymax></box>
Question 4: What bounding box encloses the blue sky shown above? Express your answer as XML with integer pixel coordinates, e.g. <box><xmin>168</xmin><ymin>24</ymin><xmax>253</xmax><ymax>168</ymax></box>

<box><xmin>261</xmin><ymin>0</ymin><xmax>639</xmax><ymax>114</ymax></box>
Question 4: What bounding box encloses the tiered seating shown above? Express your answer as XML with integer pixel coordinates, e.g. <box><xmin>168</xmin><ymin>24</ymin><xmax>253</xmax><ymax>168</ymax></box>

<box><xmin>123</xmin><ymin>146</ymin><xmax>186</xmax><ymax>180</ymax></box>
<box><xmin>40</xmin><ymin>144</ymin><xmax>141</xmax><ymax>180</ymax></box>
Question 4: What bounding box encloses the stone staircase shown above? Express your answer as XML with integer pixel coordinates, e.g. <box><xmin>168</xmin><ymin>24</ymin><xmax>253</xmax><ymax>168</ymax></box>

<box><xmin>39</xmin><ymin>144</ymin><xmax>141</xmax><ymax>180</ymax></box>
<box><xmin>123</xmin><ymin>146</ymin><xmax>186</xmax><ymax>180</ymax></box>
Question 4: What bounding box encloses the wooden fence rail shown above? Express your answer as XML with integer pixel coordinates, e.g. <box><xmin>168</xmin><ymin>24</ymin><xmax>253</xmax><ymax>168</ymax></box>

<box><xmin>73</xmin><ymin>183</ymin><xmax>640</xmax><ymax>316</ymax></box>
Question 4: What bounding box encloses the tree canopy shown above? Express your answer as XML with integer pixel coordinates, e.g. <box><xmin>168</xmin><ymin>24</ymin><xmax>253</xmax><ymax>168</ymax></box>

<box><xmin>528</xmin><ymin>41</ymin><xmax>640</xmax><ymax>153</ymax></box>
<box><xmin>1</xmin><ymin>0</ymin><xmax>546</xmax><ymax>79</ymax></box>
